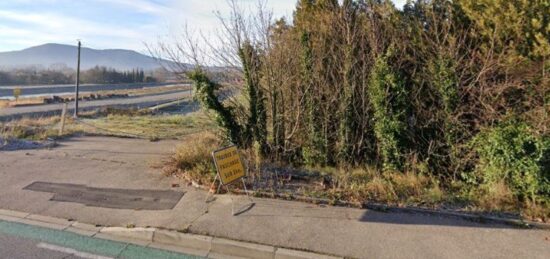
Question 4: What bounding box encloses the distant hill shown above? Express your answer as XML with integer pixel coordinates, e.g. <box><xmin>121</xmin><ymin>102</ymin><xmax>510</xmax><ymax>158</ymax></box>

<box><xmin>0</xmin><ymin>43</ymin><xmax>177</xmax><ymax>71</ymax></box>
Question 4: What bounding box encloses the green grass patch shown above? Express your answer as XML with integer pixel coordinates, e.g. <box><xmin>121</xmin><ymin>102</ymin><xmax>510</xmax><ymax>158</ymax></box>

<box><xmin>78</xmin><ymin>111</ymin><xmax>216</xmax><ymax>140</ymax></box>
<box><xmin>1</xmin><ymin>110</ymin><xmax>217</xmax><ymax>141</ymax></box>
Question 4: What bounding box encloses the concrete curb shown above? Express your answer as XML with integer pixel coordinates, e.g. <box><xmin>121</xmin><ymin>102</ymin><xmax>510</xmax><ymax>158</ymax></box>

<box><xmin>361</xmin><ymin>203</ymin><xmax>550</xmax><ymax>230</ymax></box>
<box><xmin>189</xmin><ymin>179</ymin><xmax>550</xmax><ymax>230</ymax></box>
<box><xmin>230</xmin><ymin>189</ymin><xmax>550</xmax><ymax>230</ymax></box>
<box><xmin>210</xmin><ymin>238</ymin><xmax>274</xmax><ymax>259</ymax></box>
<box><xmin>0</xmin><ymin>209</ymin><xmax>343</xmax><ymax>259</ymax></box>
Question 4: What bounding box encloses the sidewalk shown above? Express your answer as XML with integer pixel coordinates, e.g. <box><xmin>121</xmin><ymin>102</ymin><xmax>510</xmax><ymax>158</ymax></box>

<box><xmin>1</xmin><ymin>136</ymin><xmax>549</xmax><ymax>258</ymax></box>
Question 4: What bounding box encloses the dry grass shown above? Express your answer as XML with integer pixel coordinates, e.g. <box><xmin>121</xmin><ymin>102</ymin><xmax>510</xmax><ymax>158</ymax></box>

<box><xmin>522</xmin><ymin>200</ymin><xmax>550</xmax><ymax>222</ymax></box>
<box><xmin>387</xmin><ymin>172</ymin><xmax>428</xmax><ymax>199</ymax></box>
<box><xmin>464</xmin><ymin>181</ymin><xmax>550</xmax><ymax>221</ymax></box>
<box><xmin>454</xmin><ymin>181</ymin><xmax>550</xmax><ymax>221</ymax></box>
<box><xmin>0</xmin><ymin>97</ymin><xmax>46</xmax><ymax>107</ymax></box>
<box><xmin>474</xmin><ymin>181</ymin><xmax>517</xmax><ymax>212</ymax></box>
<box><xmin>1</xmin><ymin>116</ymin><xmax>66</xmax><ymax>140</ymax></box>
<box><xmin>164</xmin><ymin>131</ymin><xmax>221</xmax><ymax>185</ymax></box>
<box><xmin>1</xmin><ymin>109</ymin><xmax>216</xmax><ymax>141</ymax></box>
<box><xmin>0</xmin><ymin>100</ymin><xmax>10</xmax><ymax>108</ymax></box>
<box><xmin>362</xmin><ymin>177</ymin><xmax>396</xmax><ymax>203</ymax></box>
<box><xmin>321</xmin><ymin>167</ymin><xmax>443</xmax><ymax>206</ymax></box>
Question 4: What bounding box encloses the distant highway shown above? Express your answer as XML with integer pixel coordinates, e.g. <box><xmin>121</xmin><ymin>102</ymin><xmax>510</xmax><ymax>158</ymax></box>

<box><xmin>0</xmin><ymin>82</ymin><xmax>182</xmax><ymax>98</ymax></box>
<box><xmin>0</xmin><ymin>90</ymin><xmax>191</xmax><ymax>121</ymax></box>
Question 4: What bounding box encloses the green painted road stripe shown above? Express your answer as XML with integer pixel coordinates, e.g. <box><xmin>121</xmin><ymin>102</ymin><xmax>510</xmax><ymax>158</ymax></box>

<box><xmin>0</xmin><ymin>220</ymin><xmax>201</xmax><ymax>259</ymax></box>
<box><xmin>0</xmin><ymin>220</ymin><xmax>124</xmax><ymax>257</ymax></box>
<box><xmin>120</xmin><ymin>244</ymin><xmax>199</xmax><ymax>259</ymax></box>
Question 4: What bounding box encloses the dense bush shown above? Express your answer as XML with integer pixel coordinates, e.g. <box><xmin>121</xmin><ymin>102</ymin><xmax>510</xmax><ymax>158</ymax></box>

<box><xmin>368</xmin><ymin>55</ymin><xmax>408</xmax><ymax>172</ymax></box>
<box><xmin>179</xmin><ymin>0</ymin><xmax>548</xmax><ymax>214</ymax></box>
<box><xmin>469</xmin><ymin>121</ymin><xmax>550</xmax><ymax>201</ymax></box>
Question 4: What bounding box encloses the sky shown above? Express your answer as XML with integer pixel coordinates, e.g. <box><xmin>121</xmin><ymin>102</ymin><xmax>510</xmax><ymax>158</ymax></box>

<box><xmin>0</xmin><ymin>0</ymin><xmax>408</xmax><ymax>53</ymax></box>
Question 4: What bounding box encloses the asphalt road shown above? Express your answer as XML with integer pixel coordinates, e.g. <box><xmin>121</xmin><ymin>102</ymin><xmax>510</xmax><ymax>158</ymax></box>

<box><xmin>0</xmin><ymin>90</ymin><xmax>191</xmax><ymax>121</ymax></box>
<box><xmin>0</xmin><ymin>220</ymin><xmax>196</xmax><ymax>259</ymax></box>
<box><xmin>0</xmin><ymin>83</ymin><xmax>178</xmax><ymax>98</ymax></box>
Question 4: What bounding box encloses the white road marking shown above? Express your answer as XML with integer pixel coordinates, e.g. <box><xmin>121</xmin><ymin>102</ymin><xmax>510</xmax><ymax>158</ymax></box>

<box><xmin>36</xmin><ymin>242</ymin><xmax>114</xmax><ymax>259</ymax></box>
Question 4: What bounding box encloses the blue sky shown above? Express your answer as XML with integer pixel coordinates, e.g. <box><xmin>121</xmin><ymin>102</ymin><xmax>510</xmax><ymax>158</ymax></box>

<box><xmin>0</xmin><ymin>0</ymin><xmax>407</xmax><ymax>53</ymax></box>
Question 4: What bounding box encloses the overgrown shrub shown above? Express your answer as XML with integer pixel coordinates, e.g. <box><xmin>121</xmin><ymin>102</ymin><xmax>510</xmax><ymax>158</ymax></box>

<box><xmin>468</xmin><ymin>121</ymin><xmax>550</xmax><ymax>201</ymax></box>
<box><xmin>188</xmin><ymin>69</ymin><xmax>244</xmax><ymax>147</ymax></box>
<box><xmin>160</xmin><ymin>0</ymin><xmax>549</xmax><ymax>218</ymax></box>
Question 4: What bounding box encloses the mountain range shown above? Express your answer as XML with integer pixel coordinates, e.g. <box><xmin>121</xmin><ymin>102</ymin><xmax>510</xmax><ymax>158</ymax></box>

<box><xmin>0</xmin><ymin>43</ymin><xmax>172</xmax><ymax>71</ymax></box>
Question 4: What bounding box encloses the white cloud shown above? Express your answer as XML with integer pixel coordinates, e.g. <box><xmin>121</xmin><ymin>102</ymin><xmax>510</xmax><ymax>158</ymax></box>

<box><xmin>0</xmin><ymin>0</ymin><xmax>408</xmax><ymax>52</ymax></box>
<box><xmin>93</xmin><ymin>0</ymin><xmax>170</xmax><ymax>15</ymax></box>
<box><xmin>165</xmin><ymin>0</ymin><xmax>406</xmax><ymax>35</ymax></box>
<box><xmin>0</xmin><ymin>10</ymin><xmax>143</xmax><ymax>37</ymax></box>
<box><xmin>165</xmin><ymin>0</ymin><xmax>295</xmax><ymax>37</ymax></box>
<box><xmin>0</xmin><ymin>8</ymin><xmax>153</xmax><ymax>52</ymax></box>
<box><xmin>0</xmin><ymin>10</ymin><xmax>65</xmax><ymax>29</ymax></box>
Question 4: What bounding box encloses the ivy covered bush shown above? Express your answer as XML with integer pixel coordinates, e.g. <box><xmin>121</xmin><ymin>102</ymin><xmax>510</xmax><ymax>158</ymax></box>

<box><xmin>368</xmin><ymin>55</ymin><xmax>408</xmax><ymax>172</ymax></box>
<box><xmin>469</xmin><ymin>121</ymin><xmax>550</xmax><ymax>201</ymax></box>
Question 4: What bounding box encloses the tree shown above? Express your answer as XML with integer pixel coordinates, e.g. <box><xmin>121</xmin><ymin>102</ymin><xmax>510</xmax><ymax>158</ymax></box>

<box><xmin>459</xmin><ymin>0</ymin><xmax>550</xmax><ymax>74</ymax></box>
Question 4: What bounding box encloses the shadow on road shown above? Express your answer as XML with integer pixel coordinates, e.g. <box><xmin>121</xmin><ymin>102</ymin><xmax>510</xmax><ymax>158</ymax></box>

<box><xmin>230</xmin><ymin>199</ymin><xmax>522</xmax><ymax>229</ymax></box>
<box><xmin>359</xmin><ymin>209</ymin><xmax>522</xmax><ymax>229</ymax></box>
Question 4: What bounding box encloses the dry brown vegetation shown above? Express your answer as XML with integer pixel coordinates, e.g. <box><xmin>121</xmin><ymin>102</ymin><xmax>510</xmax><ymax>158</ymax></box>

<box><xmin>163</xmin><ymin>132</ymin><xmax>222</xmax><ymax>186</ymax></box>
<box><xmin>0</xmin><ymin>116</ymin><xmax>65</xmax><ymax>140</ymax></box>
<box><xmin>0</xmin><ymin>97</ymin><xmax>47</xmax><ymax>107</ymax></box>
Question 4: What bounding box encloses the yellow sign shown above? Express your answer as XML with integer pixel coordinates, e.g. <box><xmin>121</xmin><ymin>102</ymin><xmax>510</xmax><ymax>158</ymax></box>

<box><xmin>212</xmin><ymin>145</ymin><xmax>245</xmax><ymax>185</ymax></box>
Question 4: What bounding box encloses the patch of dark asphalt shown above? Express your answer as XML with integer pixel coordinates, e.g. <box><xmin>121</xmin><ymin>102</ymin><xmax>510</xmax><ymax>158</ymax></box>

<box><xmin>24</xmin><ymin>182</ymin><xmax>184</xmax><ymax>210</ymax></box>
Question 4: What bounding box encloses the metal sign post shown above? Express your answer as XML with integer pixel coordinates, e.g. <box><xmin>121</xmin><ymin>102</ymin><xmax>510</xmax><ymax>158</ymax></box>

<box><xmin>208</xmin><ymin>145</ymin><xmax>254</xmax><ymax>216</ymax></box>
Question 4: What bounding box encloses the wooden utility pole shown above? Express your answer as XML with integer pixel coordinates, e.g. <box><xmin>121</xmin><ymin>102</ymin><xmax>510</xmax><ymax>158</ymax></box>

<box><xmin>74</xmin><ymin>40</ymin><xmax>81</xmax><ymax>118</ymax></box>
